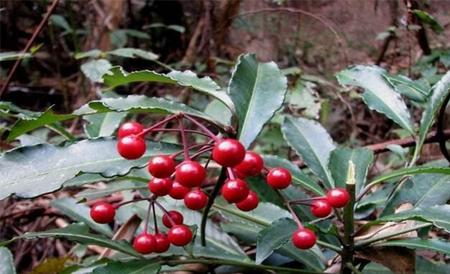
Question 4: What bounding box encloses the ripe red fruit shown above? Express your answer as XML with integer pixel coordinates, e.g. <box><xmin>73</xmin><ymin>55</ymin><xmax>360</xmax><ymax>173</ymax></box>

<box><xmin>326</xmin><ymin>188</ymin><xmax>350</xmax><ymax>208</ymax></box>
<box><xmin>118</xmin><ymin>122</ymin><xmax>144</xmax><ymax>139</ymax></box>
<box><xmin>221</xmin><ymin>179</ymin><xmax>249</xmax><ymax>203</ymax></box>
<box><xmin>148</xmin><ymin>155</ymin><xmax>175</xmax><ymax>178</ymax></box>
<box><xmin>234</xmin><ymin>151</ymin><xmax>264</xmax><ymax>177</ymax></box>
<box><xmin>175</xmin><ymin>160</ymin><xmax>206</xmax><ymax>187</ymax></box>
<box><xmin>169</xmin><ymin>181</ymin><xmax>191</xmax><ymax>200</ymax></box>
<box><xmin>117</xmin><ymin>135</ymin><xmax>146</xmax><ymax>159</ymax></box>
<box><xmin>236</xmin><ymin>191</ymin><xmax>259</xmax><ymax>211</ymax></box>
<box><xmin>148</xmin><ymin>178</ymin><xmax>173</xmax><ymax>196</ymax></box>
<box><xmin>154</xmin><ymin>233</ymin><xmax>170</xmax><ymax>253</ymax></box>
<box><xmin>133</xmin><ymin>233</ymin><xmax>156</xmax><ymax>254</ymax></box>
<box><xmin>167</xmin><ymin>225</ymin><xmax>192</xmax><ymax>246</ymax></box>
<box><xmin>212</xmin><ymin>139</ymin><xmax>246</xmax><ymax>167</ymax></box>
<box><xmin>90</xmin><ymin>202</ymin><xmax>115</xmax><ymax>223</ymax></box>
<box><xmin>267</xmin><ymin>167</ymin><xmax>292</xmax><ymax>189</ymax></box>
<box><xmin>292</xmin><ymin>228</ymin><xmax>317</xmax><ymax>249</ymax></box>
<box><xmin>310</xmin><ymin>199</ymin><xmax>332</xmax><ymax>217</ymax></box>
<box><xmin>162</xmin><ymin>210</ymin><xmax>184</xmax><ymax>228</ymax></box>
<box><xmin>184</xmin><ymin>189</ymin><xmax>208</xmax><ymax>210</ymax></box>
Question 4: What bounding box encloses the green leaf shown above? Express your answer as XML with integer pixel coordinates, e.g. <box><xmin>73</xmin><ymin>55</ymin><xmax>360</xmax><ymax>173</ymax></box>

<box><xmin>281</xmin><ymin>116</ymin><xmax>335</xmax><ymax>188</ymax></box>
<box><xmin>0</xmin><ymin>138</ymin><xmax>179</xmax><ymax>199</ymax></box>
<box><xmin>5</xmin><ymin>223</ymin><xmax>139</xmax><ymax>257</ymax></box>
<box><xmin>108</xmin><ymin>48</ymin><xmax>158</xmax><ymax>60</ymax></box>
<box><xmin>412</xmin><ymin>10</ymin><xmax>444</xmax><ymax>33</ymax></box>
<box><xmin>51</xmin><ymin>198</ymin><xmax>113</xmax><ymax>236</ymax></box>
<box><xmin>103</xmin><ymin>67</ymin><xmax>234</xmax><ymax>111</ymax></box>
<box><xmin>76</xmin><ymin>181</ymin><xmax>146</xmax><ymax>200</ymax></box>
<box><xmin>413</xmin><ymin>71</ymin><xmax>450</xmax><ymax>162</ymax></box>
<box><xmin>375</xmin><ymin>239</ymin><xmax>450</xmax><ymax>255</ymax></box>
<box><xmin>81</xmin><ymin>59</ymin><xmax>113</xmax><ymax>83</ymax></box>
<box><xmin>336</xmin><ymin>65</ymin><xmax>414</xmax><ymax>134</ymax></box>
<box><xmin>92</xmin><ymin>260</ymin><xmax>160</xmax><ymax>274</ymax></box>
<box><xmin>380</xmin><ymin>205</ymin><xmax>450</xmax><ymax>232</ymax></box>
<box><xmin>0</xmin><ymin>247</ymin><xmax>16</xmax><ymax>274</ymax></box>
<box><xmin>367</xmin><ymin>166</ymin><xmax>450</xmax><ymax>186</ymax></box>
<box><xmin>74</xmin><ymin>49</ymin><xmax>102</xmax><ymax>59</ymax></box>
<box><xmin>50</xmin><ymin>15</ymin><xmax>72</xmax><ymax>32</ymax></box>
<box><xmin>204</xmin><ymin>99</ymin><xmax>232</xmax><ymax>126</ymax></box>
<box><xmin>382</xmin><ymin>73</ymin><xmax>429</xmax><ymax>102</ymax></box>
<box><xmin>0</xmin><ymin>52</ymin><xmax>32</xmax><ymax>62</ymax></box>
<box><xmin>288</xmin><ymin>80</ymin><xmax>322</xmax><ymax>119</ymax></box>
<box><xmin>228</xmin><ymin>54</ymin><xmax>287</xmax><ymax>147</ymax></box>
<box><xmin>84</xmin><ymin>112</ymin><xmax>127</xmax><ymax>138</ymax></box>
<box><xmin>329</xmin><ymin>147</ymin><xmax>373</xmax><ymax>193</ymax></box>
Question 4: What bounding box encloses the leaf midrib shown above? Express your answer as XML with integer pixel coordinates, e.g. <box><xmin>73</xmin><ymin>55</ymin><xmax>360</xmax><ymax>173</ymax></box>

<box><xmin>238</xmin><ymin>62</ymin><xmax>261</xmax><ymax>140</ymax></box>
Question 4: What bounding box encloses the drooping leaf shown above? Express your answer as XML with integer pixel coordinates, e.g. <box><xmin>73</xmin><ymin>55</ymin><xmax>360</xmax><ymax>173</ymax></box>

<box><xmin>81</xmin><ymin>59</ymin><xmax>113</xmax><ymax>83</ymax></box>
<box><xmin>281</xmin><ymin>116</ymin><xmax>335</xmax><ymax>188</ymax></box>
<box><xmin>228</xmin><ymin>53</ymin><xmax>287</xmax><ymax>147</ymax></box>
<box><xmin>375</xmin><ymin>239</ymin><xmax>450</xmax><ymax>255</ymax></box>
<box><xmin>413</xmin><ymin>71</ymin><xmax>450</xmax><ymax>162</ymax></box>
<box><xmin>92</xmin><ymin>260</ymin><xmax>160</xmax><ymax>274</ymax></box>
<box><xmin>103</xmin><ymin>67</ymin><xmax>234</xmax><ymax>111</ymax></box>
<box><xmin>329</xmin><ymin>147</ymin><xmax>373</xmax><ymax>193</ymax></box>
<box><xmin>412</xmin><ymin>10</ymin><xmax>444</xmax><ymax>33</ymax></box>
<box><xmin>382</xmin><ymin>73</ymin><xmax>429</xmax><ymax>102</ymax></box>
<box><xmin>51</xmin><ymin>198</ymin><xmax>113</xmax><ymax>236</ymax></box>
<box><xmin>0</xmin><ymin>138</ymin><xmax>179</xmax><ymax>199</ymax></box>
<box><xmin>336</xmin><ymin>65</ymin><xmax>414</xmax><ymax>134</ymax></box>
<box><xmin>0</xmin><ymin>247</ymin><xmax>16</xmax><ymax>274</ymax></box>
<box><xmin>84</xmin><ymin>112</ymin><xmax>127</xmax><ymax>138</ymax></box>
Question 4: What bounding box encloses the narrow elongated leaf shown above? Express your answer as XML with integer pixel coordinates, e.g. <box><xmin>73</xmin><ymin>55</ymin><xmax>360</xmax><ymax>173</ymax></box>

<box><xmin>376</xmin><ymin>239</ymin><xmax>450</xmax><ymax>255</ymax></box>
<box><xmin>4</xmin><ymin>223</ymin><xmax>139</xmax><ymax>257</ymax></box>
<box><xmin>92</xmin><ymin>260</ymin><xmax>160</xmax><ymax>274</ymax></box>
<box><xmin>329</xmin><ymin>147</ymin><xmax>373</xmax><ymax>193</ymax></box>
<box><xmin>414</xmin><ymin>71</ymin><xmax>450</xmax><ymax>161</ymax></box>
<box><xmin>51</xmin><ymin>198</ymin><xmax>113</xmax><ymax>236</ymax></box>
<box><xmin>103</xmin><ymin>67</ymin><xmax>234</xmax><ymax>111</ymax></box>
<box><xmin>0</xmin><ymin>247</ymin><xmax>16</xmax><ymax>274</ymax></box>
<box><xmin>228</xmin><ymin>54</ymin><xmax>287</xmax><ymax>147</ymax></box>
<box><xmin>0</xmin><ymin>138</ymin><xmax>179</xmax><ymax>199</ymax></box>
<box><xmin>368</xmin><ymin>166</ymin><xmax>450</xmax><ymax>186</ymax></box>
<box><xmin>337</xmin><ymin>65</ymin><xmax>414</xmax><ymax>134</ymax></box>
<box><xmin>380</xmin><ymin>205</ymin><xmax>450</xmax><ymax>232</ymax></box>
<box><xmin>84</xmin><ymin>112</ymin><xmax>127</xmax><ymax>138</ymax></box>
<box><xmin>281</xmin><ymin>116</ymin><xmax>335</xmax><ymax>188</ymax></box>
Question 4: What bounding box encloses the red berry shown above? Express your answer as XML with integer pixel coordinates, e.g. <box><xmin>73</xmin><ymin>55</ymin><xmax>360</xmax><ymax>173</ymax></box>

<box><xmin>175</xmin><ymin>160</ymin><xmax>206</xmax><ymax>187</ymax></box>
<box><xmin>167</xmin><ymin>225</ymin><xmax>192</xmax><ymax>246</ymax></box>
<box><xmin>117</xmin><ymin>135</ymin><xmax>146</xmax><ymax>159</ymax></box>
<box><xmin>148</xmin><ymin>155</ymin><xmax>175</xmax><ymax>178</ymax></box>
<box><xmin>326</xmin><ymin>188</ymin><xmax>350</xmax><ymax>208</ymax></box>
<box><xmin>234</xmin><ymin>151</ymin><xmax>264</xmax><ymax>177</ymax></box>
<box><xmin>169</xmin><ymin>181</ymin><xmax>191</xmax><ymax>200</ymax></box>
<box><xmin>310</xmin><ymin>199</ymin><xmax>332</xmax><ymax>217</ymax></box>
<box><xmin>221</xmin><ymin>179</ymin><xmax>249</xmax><ymax>203</ymax></box>
<box><xmin>148</xmin><ymin>178</ymin><xmax>173</xmax><ymax>196</ymax></box>
<box><xmin>292</xmin><ymin>228</ymin><xmax>316</xmax><ymax>249</ymax></box>
<box><xmin>162</xmin><ymin>210</ymin><xmax>184</xmax><ymax>228</ymax></box>
<box><xmin>233</xmin><ymin>168</ymin><xmax>247</xmax><ymax>179</ymax></box>
<box><xmin>133</xmin><ymin>233</ymin><xmax>156</xmax><ymax>254</ymax></box>
<box><xmin>118</xmin><ymin>122</ymin><xmax>144</xmax><ymax>139</ymax></box>
<box><xmin>154</xmin><ymin>233</ymin><xmax>170</xmax><ymax>253</ymax></box>
<box><xmin>212</xmin><ymin>139</ymin><xmax>246</xmax><ymax>167</ymax></box>
<box><xmin>236</xmin><ymin>191</ymin><xmax>259</xmax><ymax>211</ymax></box>
<box><xmin>267</xmin><ymin>167</ymin><xmax>292</xmax><ymax>189</ymax></box>
<box><xmin>90</xmin><ymin>202</ymin><xmax>115</xmax><ymax>223</ymax></box>
<box><xmin>184</xmin><ymin>189</ymin><xmax>208</xmax><ymax>210</ymax></box>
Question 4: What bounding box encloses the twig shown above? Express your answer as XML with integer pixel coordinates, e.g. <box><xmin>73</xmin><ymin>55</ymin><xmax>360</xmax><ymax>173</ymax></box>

<box><xmin>0</xmin><ymin>0</ymin><xmax>60</xmax><ymax>97</ymax></box>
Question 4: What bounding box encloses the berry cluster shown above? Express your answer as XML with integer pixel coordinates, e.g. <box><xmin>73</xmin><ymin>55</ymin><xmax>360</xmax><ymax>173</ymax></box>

<box><xmin>89</xmin><ymin>113</ymin><xmax>349</xmax><ymax>253</ymax></box>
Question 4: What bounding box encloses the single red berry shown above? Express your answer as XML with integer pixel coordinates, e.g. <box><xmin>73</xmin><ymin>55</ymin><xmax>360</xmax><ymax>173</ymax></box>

<box><xmin>117</xmin><ymin>135</ymin><xmax>146</xmax><ymax>159</ymax></box>
<box><xmin>118</xmin><ymin>122</ymin><xmax>144</xmax><ymax>139</ymax></box>
<box><xmin>221</xmin><ymin>179</ymin><xmax>249</xmax><ymax>203</ymax></box>
<box><xmin>148</xmin><ymin>178</ymin><xmax>173</xmax><ymax>196</ymax></box>
<box><xmin>162</xmin><ymin>210</ymin><xmax>184</xmax><ymax>228</ymax></box>
<box><xmin>292</xmin><ymin>228</ymin><xmax>317</xmax><ymax>249</ymax></box>
<box><xmin>90</xmin><ymin>202</ymin><xmax>115</xmax><ymax>223</ymax></box>
<box><xmin>167</xmin><ymin>225</ymin><xmax>192</xmax><ymax>246</ymax></box>
<box><xmin>169</xmin><ymin>181</ymin><xmax>191</xmax><ymax>200</ymax></box>
<box><xmin>184</xmin><ymin>189</ymin><xmax>208</xmax><ymax>210</ymax></box>
<box><xmin>310</xmin><ymin>199</ymin><xmax>332</xmax><ymax>217</ymax></box>
<box><xmin>267</xmin><ymin>167</ymin><xmax>292</xmax><ymax>189</ymax></box>
<box><xmin>154</xmin><ymin>233</ymin><xmax>170</xmax><ymax>253</ymax></box>
<box><xmin>175</xmin><ymin>160</ymin><xmax>206</xmax><ymax>187</ymax></box>
<box><xmin>236</xmin><ymin>191</ymin><xmax>259</xmax><ymax>211</ymax></box>
<box><xmin>212</xmin><ymin>139</ymin><xmax>246</xmax><ymax>167</ymax></box>
<box><xmin>326</xmin><ymin>188</ymin><xmax>350</xmax><ymax>208</ymax></box>
<box><xmin>133</xmin><ymin>233</ymin><xmax>156</xmax><ymax>254</ymax></box>
<box><xmin>148</xmin><ymin>155</ymin><xmax>175</xmax><ymax>178</ymax></box>
<box><xmin>234</xmin><ymin>151</ymin><xmax>264</xmax><ymax>177</ymax></box>
<box><xmin>233</xmin><ymin>168</ymin><xmax>247</xmax><ymax>179</ymax></box>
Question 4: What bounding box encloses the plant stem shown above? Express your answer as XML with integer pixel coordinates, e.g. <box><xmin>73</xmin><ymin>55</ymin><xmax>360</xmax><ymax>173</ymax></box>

<box><xmin>286</xmin><ymin>201</ymin><xmax>303</xmax><ymax>228</ymax></box>
<box><xmin>227</xmin><ymin>167</ymin><xmax>236</xmax><ymax>180</ymax></box>
<box><xmin>171</xmin><ymin>142</ymin><xmax>213</xmax><ymax>158</ymax></box>
<box><xmin>144</xmin><ymin>201</ymin><xmax>152</xmax><ymax>233</ymax></box>
<box><xmin>153</xmin><ymin>200</ymin><xmax>176</xmax><ymax>226</ymax></box>
<box><xmin>190</xmin><ymin>146</ymin><xmax>213</xmax><ymax>160</ymax></box>
<box><xmin>341</xmin><ymin>180</ymin><xmax>355</xmax><ymax>274</ymax></box>
<box><xmin>149</xmin><ymin>128</ymin><xmax>211</xmax><ymax>138</ymax></box>
<box><xmin>152</xmin><ymin>202</ymin><xmax>158</xmax><ymax>234</ymax></box>
<box><xmin>178</xmin><ymin>118</ymin><xmax>190</xmax><ymax>159</ymax></box>
<box><xmin>183</xmin><ymin>114</ymin><xmax>219</xmax><ymax>141</ymax></box>
<box><xmin>137</xmin><ymin>114</ymin><xmax>180</xmax><ymax>137</ymax></box>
